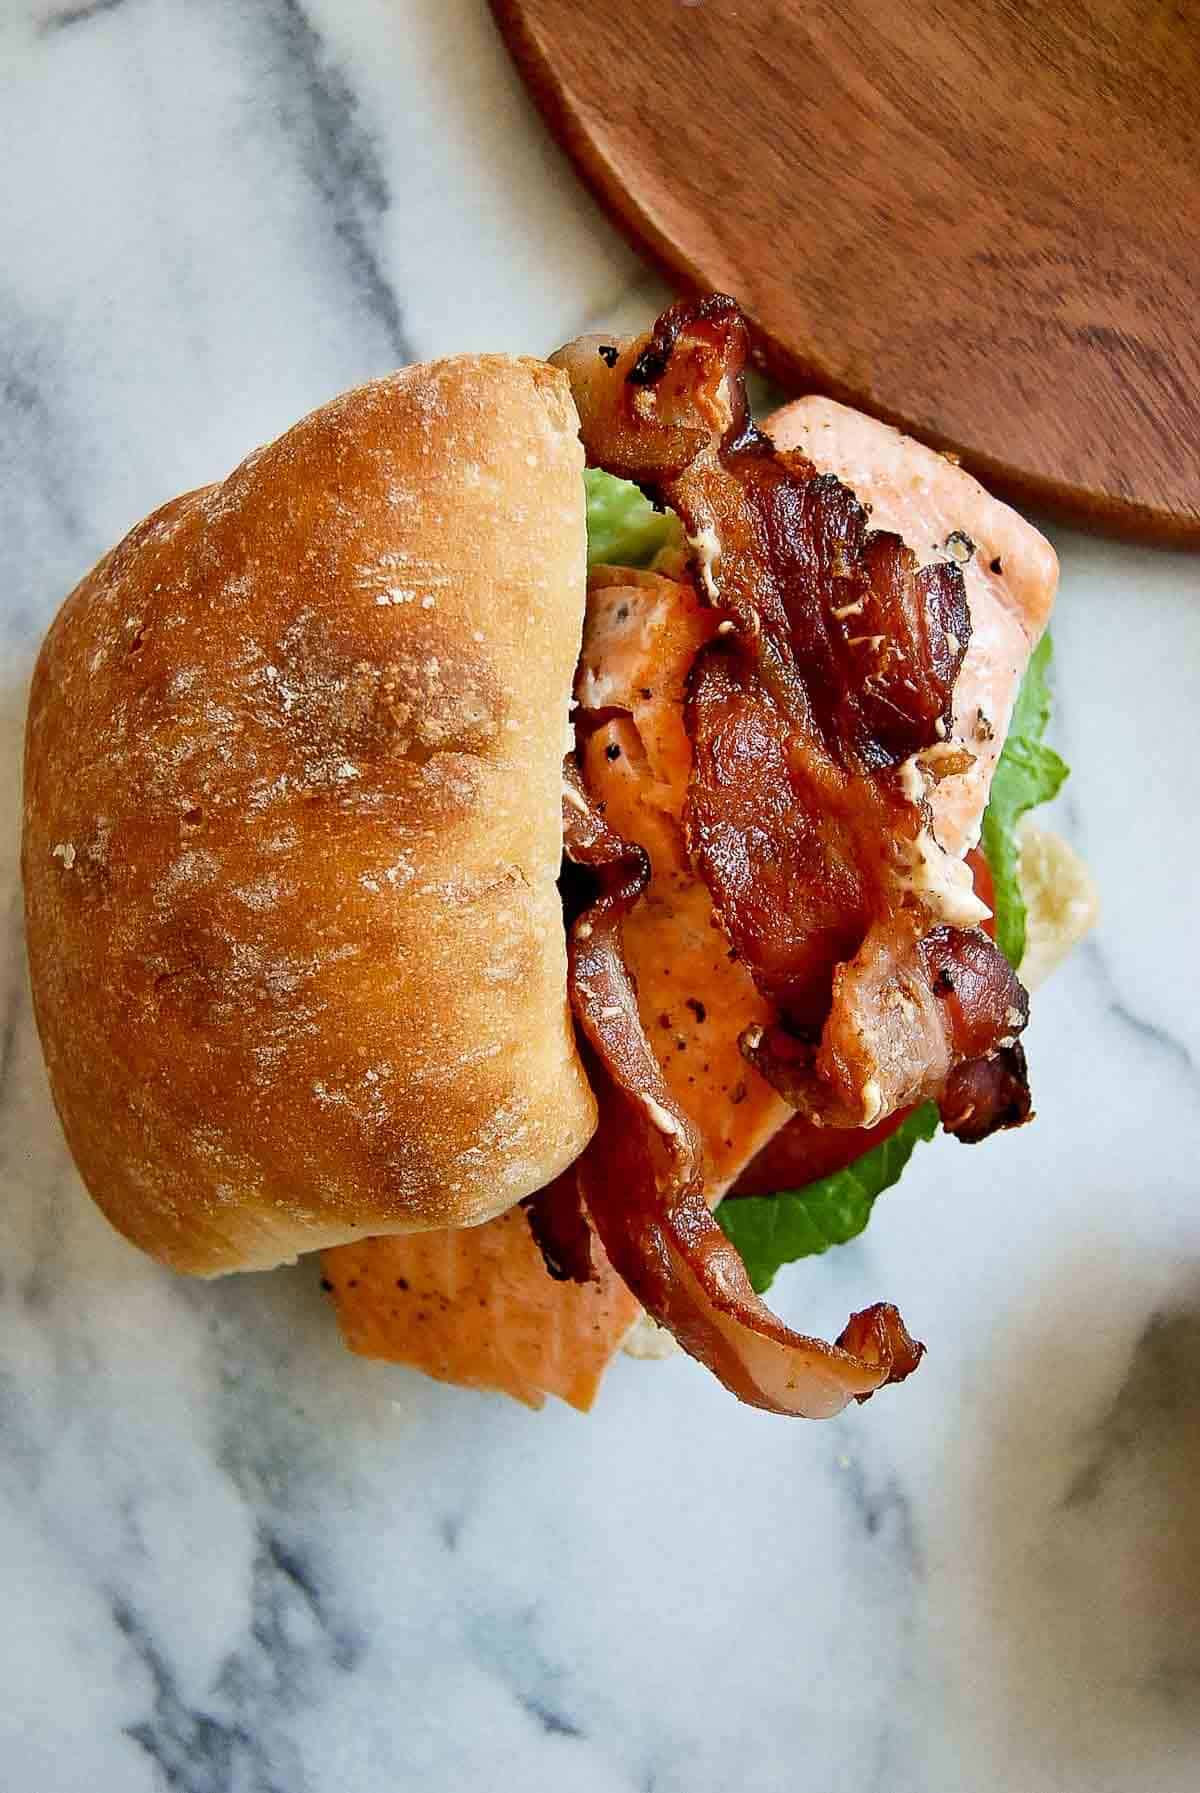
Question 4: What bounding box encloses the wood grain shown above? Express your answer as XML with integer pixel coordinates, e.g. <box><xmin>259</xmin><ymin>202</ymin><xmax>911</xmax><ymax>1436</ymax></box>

<box><xmin>492</xmin><ymin>0</ymin><xmax>1200</xmax><ymax>543</ymax></box>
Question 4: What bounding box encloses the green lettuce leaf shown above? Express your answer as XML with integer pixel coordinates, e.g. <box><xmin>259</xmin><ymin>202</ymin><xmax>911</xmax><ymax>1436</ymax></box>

<box><xmin>715</xmin><ymin>1104</ymin><xmax>939</xmax><ymax>1294</ymax></box>
<box><xmin>584</xmin><ymin>468</ymin><xmax>681</xmax><ymax>570</ymax></box>
<box><xmin>979</xmin><ymin>632</ymin><xmax>1069</xmax><ymax>967</ymax></box>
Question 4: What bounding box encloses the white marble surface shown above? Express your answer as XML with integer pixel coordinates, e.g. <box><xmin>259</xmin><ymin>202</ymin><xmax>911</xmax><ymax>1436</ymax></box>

<box><xmin>3</xmin><ymin>4</ymin><xmax>1199</xmax><ymax>1789</ymax></box>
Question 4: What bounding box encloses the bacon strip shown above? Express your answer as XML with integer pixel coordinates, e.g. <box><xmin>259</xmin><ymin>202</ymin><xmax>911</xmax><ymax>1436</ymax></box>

<box><xmin>521</xmin><ymin>1170</ymin><xmax>597</xmax><ymax>1284</ymax></box>
<box><xmin>554</xmin><ymin>297</ymin><xmax>1031</xmax><ymax>1139</ymax></box>
<box><xmin>561</xmin><ymin>762</ymin><xmax>923</xmax><ymax>1418</ymax></box>
<box><xmin>939</xmin><ymin>1044</ymin><xmax>1032</xmax><ymax>1143</ymax></box>
<box><xmin>742</xmin><ymin>917</ymin><xmax>1030</xmax><ymax>1137</ymax></box>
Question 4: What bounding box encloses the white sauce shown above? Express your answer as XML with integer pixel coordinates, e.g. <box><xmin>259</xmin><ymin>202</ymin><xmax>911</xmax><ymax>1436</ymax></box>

<box><xmin>686</xmin><ymin>521</ymin><xmax>722</xmax><ymax>601</ymax></box>
<box><xmin>643</xmin><ymin>1095</ymin><xmax>681</xmax><ymax>1138</ymax></box>
<box><xmin>894</xmin><ymin>753</ymin><xmax>990</xmax><ymax>927</ymax></box>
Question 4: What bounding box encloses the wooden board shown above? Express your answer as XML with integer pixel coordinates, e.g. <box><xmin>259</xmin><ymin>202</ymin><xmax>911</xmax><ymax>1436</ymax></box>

<box><xmin>492</xmin><ymin>0</ymin><xmax>1200</xmax><ymax>543</ymax></box>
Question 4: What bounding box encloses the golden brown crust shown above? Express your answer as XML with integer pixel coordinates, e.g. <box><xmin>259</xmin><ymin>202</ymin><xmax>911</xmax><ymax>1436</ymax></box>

<box><xmin>22</xmin><ymin>356</ymin><xmax>596</xmax><ymax>1274</ymax></box>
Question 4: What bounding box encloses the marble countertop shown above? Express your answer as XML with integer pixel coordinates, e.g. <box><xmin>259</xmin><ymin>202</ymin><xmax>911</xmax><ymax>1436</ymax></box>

<box><xmin>3</xmin><ymin>4</ymin><xmax>1199</xmax><ymax>1788</ymax></box>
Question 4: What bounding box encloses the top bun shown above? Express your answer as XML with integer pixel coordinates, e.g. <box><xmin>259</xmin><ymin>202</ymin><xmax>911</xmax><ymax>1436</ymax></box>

<box><xmin>22</xmin><ymin>356</ymin><xmax>597</xmax><ymax>1274</ymax></box>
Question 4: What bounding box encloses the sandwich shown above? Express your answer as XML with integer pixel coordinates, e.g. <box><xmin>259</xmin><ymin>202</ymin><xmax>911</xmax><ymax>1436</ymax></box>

<box><xmin>22</xmin><ymin>296</ymin><xmax>1095</xmax><ymax>1418</ymax></box>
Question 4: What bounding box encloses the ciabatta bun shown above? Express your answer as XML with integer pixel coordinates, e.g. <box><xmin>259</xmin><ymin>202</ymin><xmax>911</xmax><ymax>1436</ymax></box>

<box><xmin>22</xmin><ymin>356</ymin><xmax>596</xmax><ymax>1274</ymax></box>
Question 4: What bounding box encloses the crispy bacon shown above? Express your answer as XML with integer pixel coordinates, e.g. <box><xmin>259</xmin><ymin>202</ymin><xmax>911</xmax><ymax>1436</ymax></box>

<box><xmin>743</xmin><ymin>917</ymin><xmax>1030</xmax><ymax>1137</ymax></box>
<box><xmin>685</xmin><ymin>638</ymin><xmax>904</xmax><ymax>1029</ymax></box>
<box><xmin>554</xmin><ymin>297</ymin><xmax>1030</xmax><ymax>1140</ymax></box>
<box><xmin>560</xmin><ymin>762</ymin><xmax>923</xmax><ymax>1418</ymax></box>
<box><xmin>521</xmin><ymin>1170</ymin><xmax>597</xmax><ymax>1284</ymax></box>
<box><xmin>555</xmin><ymin>296</ymin><xmax>970</xmax><ymax>764</ymax></box>
<box><xmin>940</xmin><ymin>1044</ymin><xmax>1033</xmax><ymax>1143</ymax></box>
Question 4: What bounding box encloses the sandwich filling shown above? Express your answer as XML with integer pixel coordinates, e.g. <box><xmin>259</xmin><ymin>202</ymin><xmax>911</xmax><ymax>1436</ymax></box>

<box><xmin>325</xmin><ymin>296</ymin><xmax>1091</xmax><ymax>1415</ymax></box>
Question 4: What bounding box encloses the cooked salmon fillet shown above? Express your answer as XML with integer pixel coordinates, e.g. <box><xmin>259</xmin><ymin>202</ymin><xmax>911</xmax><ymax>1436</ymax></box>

<box><xmin>326</xmin><ymin>407</ymin><xmax>1059</xmax><ymax>1408</ymax></box>
<box><xmin>324</xmin><ymin>1206</ymin><xmax>639</xmax><ymax>1411</ymax></box>
<box><xmin>767</xmin><ymin>397</ymin><xmax>1057</xmax><ymax>857</ymax></box>
<box><xmin>575</xmin><ymin>568</ymin><xmax>794</xmax><ymax>1196</ymax></box>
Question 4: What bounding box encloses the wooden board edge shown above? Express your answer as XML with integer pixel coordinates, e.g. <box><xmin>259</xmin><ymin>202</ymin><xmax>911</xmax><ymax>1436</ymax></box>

<box><xmin>488</xmin><ymin>0</ymin><xmax>1200</xmax><ymax>548</ymax></box>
